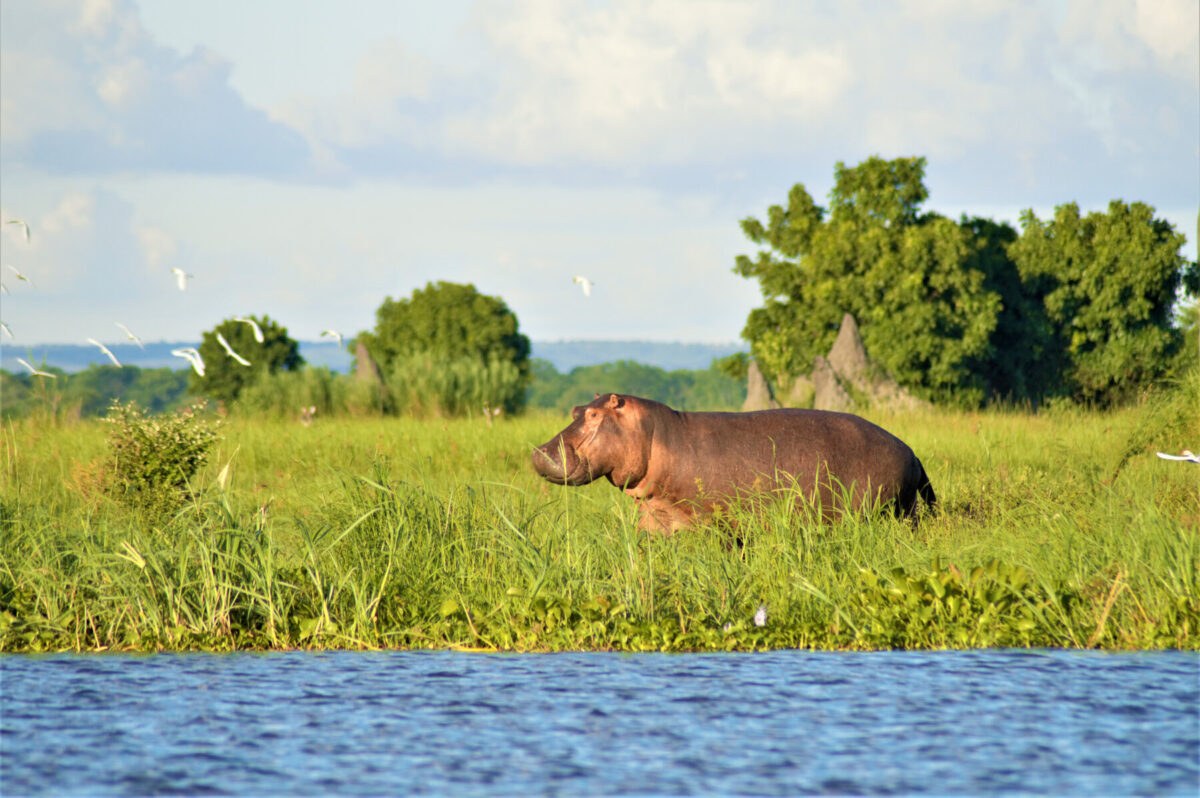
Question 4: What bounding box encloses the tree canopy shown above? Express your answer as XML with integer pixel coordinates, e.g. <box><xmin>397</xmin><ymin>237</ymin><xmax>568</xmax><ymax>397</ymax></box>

<box><xmin>358</xmin><ymin>281</ymin><xmax>531</xmax><ymax>372</ymax></box>
<box><xmin>357</xmin><ymin>281</ymin><xmax>532</xmax><ymax>413</ymax></box>
<box><xmin>735</xmin><ymin>156</ymin><xmax>1197</xmax><ymax>406</ymax></box>
<box><xmin>1008</xmin><ymin>201</ymin><xmax>1191</xmax><ymax>402</ymax></box>
<box><xmin>736</xmin><ymin>156</ymin><xmax>999</xmax><ymax>404</ymax></box>
<box><xmin>192</xmin><ymin>315</ymin><xmax>303</xmax><ymax>404</ymax></box>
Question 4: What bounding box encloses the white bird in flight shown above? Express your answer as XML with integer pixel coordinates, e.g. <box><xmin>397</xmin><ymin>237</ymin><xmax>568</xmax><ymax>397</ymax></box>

<box><xmin>0</xmin><ymin>282</ymin><xmax>7</xmax><ymax>295</ymax></box>
<box><xmin>87</xmin><ymin>338</ymin><xmax>122</xmax><ymax>367</ymax></box>
<box><xmin>216</xmin><ymin>332</ymin><xmax>251</xmax><ymax>366</ymax></box>
<box><xmin>573</xmin><ymin>275</ymin><xmax>594</xmax><ymax>296</ymax></box>
<box><xmin>233</xmin><ymin>317</ymin><xmax>264</xmax><ymax>343</ymax></box>
<box><xmin>171</xmin><ymin>347</ymin><xmax>206</xmax><ymax>376</ymax></box>
<box><xmin>5</xmin><ymin>264</ymin><xmax>34</xmax><ymax>287</ymax></box>
<box><xmin>321</xmin><ymin>329</ymin><xmax>344</xmax><ymax>348</ymax></box>
<box><xmin>1156</xmin><ymin>450</ymin><xmax>1199</xmax><ymax>464</ymax></box>
<box><xmin>172</xmin><ymin>267</ymin><xmax>194</xmax><ymax>291</ymax></box>
<box><xmin>1</xmin><ymin>321</ymin><xmax>12</xmax><ymax>340</ymax></box>
<box><xmin>6</xmin><ymin>220</ymin><xmax>30</xmax><ymax>243</ymax></box>
<box><xmin>115</xmin><ymin>322</ymin><xmax>145</xmax><ymax>350</ymax></box>
<box><xmin>16</xmin><ymin>357</ymin><xmax>55</xmax><ymax>378</ymax></box>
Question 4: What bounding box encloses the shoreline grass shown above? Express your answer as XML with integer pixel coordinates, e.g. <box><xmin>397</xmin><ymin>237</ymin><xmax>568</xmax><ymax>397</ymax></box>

<box><xmin>1</xmin><ymin>380</ymin><xmax>1197</xmax><ymax>654</ymax></box>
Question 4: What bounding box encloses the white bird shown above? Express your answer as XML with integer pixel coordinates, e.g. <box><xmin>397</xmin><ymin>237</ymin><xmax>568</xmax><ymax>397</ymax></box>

<box><xmin>573</xmin><ymin>275</ymin><xmax>594</xmax><ymax>296</ymax></box>
<box><xmin>87</xmin><ymin>338</ymin><xmax>122</xmax><ymax>367</ymax></box>
<box><xmin>16</xmin><ymin>357</ymin><xmax>55</xmax><ymax>378</ymax></box>
<box><xmin>115</xmin><ymin>322</ymin><xmax>145</xmax><ymax>350</ymax></box>
<box><xmin>753</xmin><ymin>604</ymin><xmax>768</xmax><ymax>627</ymax></box>
<box><xmin>1</xmin><ymin>321</ymin><xmax>12</xmax><ymax>340</ymax></box>
<box><xmin>0</xmin><ymin>282</ymin><xmax>7</xmax><ymax>294</ymax></box>
<box><xmin>6</xmin><ymin>220</ymin><xmax>30</xmax><ymax>243</ymax></box>
<box><xmin>233</xmin><ymin>317</ymin><xmax>264</xmax><ymax>343</ymax></box>
<box><xmin>1156</xmin><ymin>450</ymin><xmax>1200</xmax><ymax>463</ymax></box>
<box><xmin>172</xmin><ymin>267</ymin><xmax>194</xmax><ymax>291</ymax></box>
<box><xmin>216</xmin><ymin>332</ymin><xmax>251</xmax><ymax>366</ymax></box>
<box><xmin>5</xmin><ymin>264</ymin><xmax>34</xmax><ymax>287</ymax></box>
<box><xmin>171</xmin><ymin>347</ymin><xmax>206</xmax><ymax>376</ymax></box>
<box><xmin>321</xmin><ymin>329</ymin><xmax>344</xmax><ymax>348</ymax></box>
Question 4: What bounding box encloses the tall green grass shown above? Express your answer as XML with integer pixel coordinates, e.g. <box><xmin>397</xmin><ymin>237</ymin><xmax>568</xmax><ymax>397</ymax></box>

<box><xmin>0</xmin><ymin>375</ymin><xmax>1196</xmax><ymax>652</ymax></box>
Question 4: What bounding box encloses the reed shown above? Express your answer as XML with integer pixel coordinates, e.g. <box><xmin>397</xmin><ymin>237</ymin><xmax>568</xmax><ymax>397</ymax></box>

<box><xmin>0</xmin><ymin>375</ymin><xmax>1196</xmax><ymax>653</ymax></box>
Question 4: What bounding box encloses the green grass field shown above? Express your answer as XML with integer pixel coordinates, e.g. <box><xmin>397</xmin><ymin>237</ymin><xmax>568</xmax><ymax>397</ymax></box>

<box><xmin>1</xmin><ymin>377</ymin><xmax>1197</xmax><ymax>653</ymax></box>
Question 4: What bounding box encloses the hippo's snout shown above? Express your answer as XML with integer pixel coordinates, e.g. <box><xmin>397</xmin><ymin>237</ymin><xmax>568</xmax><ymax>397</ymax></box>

<box><xmin>531</xmin><ymin>439</ymin><xmax>590</xmax><ymax>485</ymax></box>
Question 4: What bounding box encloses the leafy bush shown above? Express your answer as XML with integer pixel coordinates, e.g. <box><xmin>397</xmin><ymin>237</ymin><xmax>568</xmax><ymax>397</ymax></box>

<box><xmin>104</xmin><ymin>400</ymin><xmax>221</xmax><ymax>516</ymax></box>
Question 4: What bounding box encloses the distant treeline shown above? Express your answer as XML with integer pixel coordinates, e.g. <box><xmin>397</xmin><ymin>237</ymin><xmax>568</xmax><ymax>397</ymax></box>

<box><xmin>0</xmin><ymin>357</ymin><xmax>745</xmax><ymax>420</ymax></box>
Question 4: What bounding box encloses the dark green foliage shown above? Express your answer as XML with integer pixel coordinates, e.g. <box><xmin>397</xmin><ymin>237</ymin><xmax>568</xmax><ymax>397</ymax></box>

<box><xmin>736</xmin><ymin>157</ymin><xmax>1197</xmax><ymax>406</ymax></box>
<box><xmin>357</xmin><ymin>281</ymin><xmax>531</xmax><ymax>415</ymax></box>
<box><xmin>104</xmin><ymin>400</ymin><xmax>221</xmax><ymax>517</ymax></box>
<box><xmin>193</xmin><ymin>315</ymin><xmax>303</xmax><ymax>404</ymax></box>
<box><xmin>1</xmin><ymin>365</ymin><xmax>188</xmax><ymax>420</ymax></box>
<box><xmin>1008</xmin><ymin>201</ymin><xmax>1192</xmax><ymax>403</ymax></box>
<box><xmin>526</xmin><ymin>359</ymin><xmax>744</xmax><ymax>412</ymax></box>
<box><xmin>735</xmin><ymin>156</ymin><xmax>999</xmax><ymax>405</ymax></box>
<box><xmin>358</xmin><ymin>281</ymin><xmax>530</xmax><ymax>376</ymax></box>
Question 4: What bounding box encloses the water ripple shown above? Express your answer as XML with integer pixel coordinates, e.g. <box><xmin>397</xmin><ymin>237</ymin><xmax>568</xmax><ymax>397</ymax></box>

<box><xmin>1</xmin><ymin>649</ymin><xmax>1196</xmax><ymax>796</ymax></box>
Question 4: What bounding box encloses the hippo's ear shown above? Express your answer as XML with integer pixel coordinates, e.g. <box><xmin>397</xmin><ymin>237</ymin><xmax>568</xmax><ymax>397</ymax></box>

<box><xmin>606</xmin><ymin>394</ymin><xmax>624</xmax><ymax>410</ymax></box>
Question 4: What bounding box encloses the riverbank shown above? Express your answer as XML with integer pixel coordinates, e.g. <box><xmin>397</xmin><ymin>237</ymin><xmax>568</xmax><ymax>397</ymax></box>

<box><xmin>2</xmin><ymin>379</ymin><xmax>1196</xmax><ymax>653</ymax></box>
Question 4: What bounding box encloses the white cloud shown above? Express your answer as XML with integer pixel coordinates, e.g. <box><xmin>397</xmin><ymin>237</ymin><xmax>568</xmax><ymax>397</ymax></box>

<box><xmin>0</xmin><ymin>0</ymin><xmax>311</xmax><ymax>176</ymax></box>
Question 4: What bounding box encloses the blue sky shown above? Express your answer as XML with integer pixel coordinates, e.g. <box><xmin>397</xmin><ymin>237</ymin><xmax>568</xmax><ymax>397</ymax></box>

<box><xmin>1</xmin><ymin>0</ymin><xmax>1197</xmax><ymax>351</ymax></box>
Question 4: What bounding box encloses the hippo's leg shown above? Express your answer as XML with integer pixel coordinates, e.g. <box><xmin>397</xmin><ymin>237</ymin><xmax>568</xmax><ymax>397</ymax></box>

<box><xmin>636</xmin><ymin>499</ymin><xmax>695</xmax><ymax>534</ymax></box>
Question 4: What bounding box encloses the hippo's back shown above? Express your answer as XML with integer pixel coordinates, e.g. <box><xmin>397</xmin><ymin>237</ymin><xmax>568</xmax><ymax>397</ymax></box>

<box><xmin>679</xmin><ymin>407</ymin><xmax>928</xmax><ymax>514</ymax></box>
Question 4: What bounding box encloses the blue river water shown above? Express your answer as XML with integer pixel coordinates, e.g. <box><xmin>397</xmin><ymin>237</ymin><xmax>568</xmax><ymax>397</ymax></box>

<box><xmin>2</xmin><ymin>649</ymin><xmax>1197</xmax><ymax>796</ymax></box>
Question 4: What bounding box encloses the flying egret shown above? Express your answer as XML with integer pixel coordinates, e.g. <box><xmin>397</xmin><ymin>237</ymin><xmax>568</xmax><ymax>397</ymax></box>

<box><xmin>1</xmin><ymin>282</ymin><xmax>8</xmax><ymax>294</ymax></box>
<box><xmin>16</xmin><ymin>358</ymin><xmax>55</xmax><ymax>378</ymax></box>
<box><xmin>216</xmin><ymin>332</ymin><xmax>251</xmax><ymax>366</ymax></box>
<box><xmin>1156</xmin><ymin>450</ymin><xmax>1200</xmax><ymax>463</ymax></box>
<box><xmin>115</xmin><ymin>322</ymin><xmax>145</xmax><ymax>349</ymax></box>
<box><xmin>1</xmin><ymin>321</ymin><xmax>12</xmax><ymax>340</ymax></box>
<box><xmin>573</xmin><ymin>275</ymin><xmax>594</xmax><ymax>296</ymax></box>
<box><xmin>6</xmin><ymin>220</ymin><xmax>30</xmax><ymax>243</ymax></box>
<box><xmin>233</xmin><ymin>317</ymin><xmax>264</xmax><ymax>343</ymax></box>
<box><xmin>321</xmin><ymin>329</ymin><xmax>344</xmax><ymax>348</ymax></box>
<box><xmin>171</xmin><ymin>347</ymin><xmax>206</xmax><ymax>376</ymax></box>
<box><xmin>5</xmin><ymin>264</ymin><xmax>34</xmax><ymax>287</ymax></box>
<box><xmin>172</xmin><ymin>267</ymin><xmax>194</xmax><ymax>291</ymax></box>
<box><xmin>87</xmin><ymin>338</ymin><xmax>122</xmax><ymax>367</ymax></box>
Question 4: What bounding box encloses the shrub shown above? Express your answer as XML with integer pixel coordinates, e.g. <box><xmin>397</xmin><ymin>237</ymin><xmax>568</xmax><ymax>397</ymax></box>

<box><xmin>104</xmin><ymin>400</ymin><xmax>221</xmax><ymax>516</ymax></box>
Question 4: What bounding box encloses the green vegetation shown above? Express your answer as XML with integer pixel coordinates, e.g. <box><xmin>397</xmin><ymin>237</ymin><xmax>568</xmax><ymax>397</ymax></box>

<box><xmin>103</xmin><ymin>400</ymin><xmax>222</xmax><ymax>519</ymax></box>
<box><xmin>2</xmin><ymin>373</ymin><xmax>1195</xmax><ymax>653</ymax></box>
<box><xmin>357</xmin><ymin>281</ymin><xmax>532</xmax><ymax>414</ymax></box>
<box><xmin>527</xmin><ymin>359</ymin><xmax>744</xmax><ymax>412</ymax></box>
<box><xmin>736</xmin><ymin>156</ymin><xmax>1197</xmax><ymax>406</ymax></box>
<box><xmin>193</xmin><ymin>315</ymin><xmax>304</xmax><ymax>404</ymax></box>
<box><xmin>0</xmin><ymin>365</ymin><xmax>190</xmax><ymax>420</ymax></box>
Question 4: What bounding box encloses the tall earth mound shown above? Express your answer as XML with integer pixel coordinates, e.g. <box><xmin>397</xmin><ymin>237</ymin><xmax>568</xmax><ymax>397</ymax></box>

<box><xmin>745</xmin><ymin>313</ymin><xmax>928</xmax><ymax>412</ymax></box>
<box><xmin>742</xmin><ymin>360</ymin><xmax>782</xmax><ymax>411</ymax></box>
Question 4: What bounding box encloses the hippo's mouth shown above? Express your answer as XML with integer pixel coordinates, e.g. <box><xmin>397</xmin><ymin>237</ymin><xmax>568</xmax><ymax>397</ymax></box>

<box><xmin>531</xmin><ymin>443</ymin><xmax>598</xmax><ymax>486</ymax></box>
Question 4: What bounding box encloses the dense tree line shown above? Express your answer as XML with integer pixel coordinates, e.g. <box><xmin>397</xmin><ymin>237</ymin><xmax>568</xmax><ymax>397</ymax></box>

<box><xmin>736</xmin><ymin>156</ymin><xmax>1198</xmax><ymax>406</ymax></box>
<box><xmin>527</xmin><ymin>359</ymin><xmax>744</xmax><ymax>413</ymax></box>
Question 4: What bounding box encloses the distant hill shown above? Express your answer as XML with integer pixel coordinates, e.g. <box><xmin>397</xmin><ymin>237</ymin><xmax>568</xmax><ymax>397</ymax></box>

<box><xmin>1</xmin><ymin>340</ymin><xmax>745</xmax><ymax>374</ymax></box>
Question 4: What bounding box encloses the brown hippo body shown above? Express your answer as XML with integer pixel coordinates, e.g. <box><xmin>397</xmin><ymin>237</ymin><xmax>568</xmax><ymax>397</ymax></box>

<box><xmin>531</xmin><ymin>393</ymin><xmax>935</xmax><ymax>532</ymax></box>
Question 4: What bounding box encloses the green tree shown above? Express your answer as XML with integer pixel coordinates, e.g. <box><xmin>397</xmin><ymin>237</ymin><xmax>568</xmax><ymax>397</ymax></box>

<box><xmin>1008</xmin><ymin>201</ymin><xmax>1193</xmax><ymax>403</ymax></box>
<box><xmin>357</xmin><ymin>281</ymin><xmax>531</xmax><ymax>412</ymax></box>
<box><xmin>192</xmin><ymin>315</ymin><xmax>303</xmax><ymax>404</ymax></box>
<box><xmin>735</xmin><ymin>156</ymin><xmax>999</xmax><ymax>404</ymax></box>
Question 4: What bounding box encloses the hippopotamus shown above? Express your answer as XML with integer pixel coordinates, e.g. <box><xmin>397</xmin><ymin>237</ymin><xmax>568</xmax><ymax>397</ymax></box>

<box><xmin>531</xmin><ymin>393</ymin><xmax>936</xmax><ymax>532</ymax></box>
